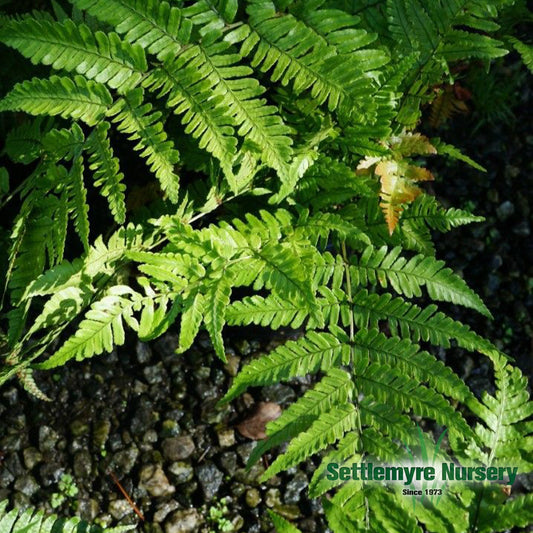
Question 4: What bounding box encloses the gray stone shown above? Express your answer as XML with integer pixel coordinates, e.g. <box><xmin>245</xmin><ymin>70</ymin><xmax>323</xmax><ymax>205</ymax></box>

<box><xmin>14</xmin><ymin>474</ymin><xmax>39</xmax><ymax>496</ymax></box>
<box><xmin>136</xmin><ymin>341</ymin><xmax>153</xmax><ymax>364</ymax></box>
<box><xmin>231</xmin><ymin>515</ymin><xmax>245</xmax><ymax>531</ymax></box>
<box><xmin>235</xmin><ymin>340</ymin><xmax>251</xmax><ymax>356</ymax></box>
<box><xmin>5</xmin><ymin>453</ymin><xmax>24</xmax><ymax>477</ymax></box>
<box><xmin>12</xmin><ymin>492</ymin><xmax>30</xmax><ymax>509</ymax></box>
<box><xmin>143</xmin><ymin>430</ymin><xmax>158</xmax><ymax>444</ymax></box>
<box><xmin>165</xmin><ymin>509</ymin><xmax>201</xmax><ymax>533</ymax></box>
<box><xmin>93</xmin><ymin>420</ymin><xmax>111</xmax><ymax>450</ymax></box>
<box><xmin>154</xmin><ymin>334</ymin><xmax>180</xmax><ymax>358</ymax></box>
<box><xmin>108</xmin><ymin>499</ymin><xmax>133</xmax><ymax>521</ymax></box>
<box><xmin>1</xmin><ymin>433</ymin><xmax>22</xmax><ymax>452</ymax></box>
<box><xmin>39</xmin><ymin>426</ymin><xmax>59</xmax><ymax>453</ymax></box>
<box><xmin>160</xmin><ymin>419</ymin><xmax>180</xmax><ymax>438</ymax></box>
<box><xmin>265</xmin><ymin>488</ymin><xmax>281</xmax><ymax>508</ymax></box>
<box><xmin>143</xmin><ymin>363</ymin><xmax>167</xmax><ymax>385</ymax></box>
<box><xmin>224</xmin><ymin>355</ymin><xmax>241</xmax><ymax>377</ymax></box>
<box><xmin>245</xmin><ymin>488</ymin><xmax>261</xmax><ymax>508</ymax></box>
<box><xmin>272</xmin><ymin>504</ymin><xmax>300</xmax><ymax>520</ymax></box>
<box><xmin>139</xmin><ymin>464</ymin><xmax>175</xmax><ymax>497</ymax></box>
<box><xmin>234</xmin><ymin>463</ymin><xmax>265</xmax><ymax>485</ymax></box>
<box><xmin>39</xmin><ymin>463</ymin><xmax>64</xmax><ymax>487</ymax></box>
<box><xmin>284</xmin><ymin>472</ymin><xmax>308</xmax><ymax>504</ymax></box>
<box><xmin>78</xmin><ymin>498</ymin><xmax>100</xmax><ymax>522</ymax></box>
<box><xmin>236</xmin><ymin>442</ymin><xmax>255</xmax><ymax>464</ymax></box>
<box><xmin>2</xmin><ymin>387</ymin><xmax>18</xmax><ymax>406</ymax></box>
<box><xmin>217</xmin><ymin>428</ymin><xmax>235</xmax><ymax>448</ymax></box>
<box><xmin>112</xmin><ymin>446</ymin><xmax>139</xmax><ymax>475</ymax></box>
<box><xmin>496</xmin><ymin>201</ymin><xmax>515</xmax><ymax>220</ymax></box>
<box><xmin>513</xmin><ymin>221</ymin><xmax>530</xmax><ymax>236</ymax></box>
<box><xmin>196</xmin><ymin>463</ymin><xmax>223</xmax><ymax>500</ymax></box>
<box><xmin>168</xmin><ymin>462</ymin><xmax>194</xmax><ymax>484</ymax></box>
<box><xmin>22</xmin><ymin>447</ymin><xmax>42</xmax><ymax>470</ymax></box>
<box><xmin>162</xmin><ymin>436</ymin><xmax>195</xmax><ymax>461</ymax></box>
<box><xmin>154</xmin><ymin>500</ymin><xmax>180</xmax><ymax>523</ymax></box>
<box><xmin>219</xmin><ymin>452</ymin><xmax>238</xmax><ymax>474</ymax></box>
<box><xmin>73</xmin><ymin>451</ymin><xmax>92</xmax><ymax>479</ymax></box>
<box><xmin>263</xmin><ymin>384</ymin><xmax>295</xmax><ymax>404</ymax></box>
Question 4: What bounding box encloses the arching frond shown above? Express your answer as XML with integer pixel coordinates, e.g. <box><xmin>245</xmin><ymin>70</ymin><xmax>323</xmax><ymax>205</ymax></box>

<box><xmin>0</xmin><ymin>15</ymin><xmax>147</xmax><ymax>92</ymax></box>
<box><xmin>0</xmin><ymin>76</ymin><xmax>112</xmax><ymax>126</ymax></box>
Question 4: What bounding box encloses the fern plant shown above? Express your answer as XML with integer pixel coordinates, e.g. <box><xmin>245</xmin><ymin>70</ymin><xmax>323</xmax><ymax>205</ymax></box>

<box><xmin>0</xmin><ymin>0</ymin><xmax>531</xmax><ymax>531</ymax></box>
<box><xmin>0</xmin><ymin>500</ymin><xmax>135</xmax><ymax>533</ymax></box>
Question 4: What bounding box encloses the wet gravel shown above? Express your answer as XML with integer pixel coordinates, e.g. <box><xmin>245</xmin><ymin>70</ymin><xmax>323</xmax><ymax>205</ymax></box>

<box><xmin>0</xmin><ymin>332</ymin><xmax>327</xmax><ymax>532</ymax></box>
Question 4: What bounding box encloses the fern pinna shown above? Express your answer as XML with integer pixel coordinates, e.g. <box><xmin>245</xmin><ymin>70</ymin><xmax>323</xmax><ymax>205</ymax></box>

<box><xmin>0</xmin><ymin>500</ymin><xmax>135</xmax><ymax>533</ymax></box>
<box><xmin>0</xmin><ymin>1</ymin><xmax>531</xmax><ymax>532</ymax></box>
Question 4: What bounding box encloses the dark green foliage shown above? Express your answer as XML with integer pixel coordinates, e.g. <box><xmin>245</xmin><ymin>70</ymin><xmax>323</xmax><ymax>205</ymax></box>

<box><xmin>0</xmin><ymin>0</ymin><xmax>531</xmax><ymax>531</ymax></box>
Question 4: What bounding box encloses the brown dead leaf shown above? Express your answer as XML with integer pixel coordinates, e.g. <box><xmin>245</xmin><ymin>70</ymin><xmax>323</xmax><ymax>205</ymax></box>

<box><xmin>236</xmin><ymin>401</ymin><xmax>282</xmax><ymax>440</ymax></box>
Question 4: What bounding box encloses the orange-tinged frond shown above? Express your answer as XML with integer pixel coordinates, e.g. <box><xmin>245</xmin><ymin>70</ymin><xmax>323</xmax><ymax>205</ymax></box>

<box><xmin>390</xmin><ymin>132</ymin><xmax>437</xmax><ymax>156</ymax></box>
<box><xmin>375</xmin><ymin>160</ymin><xmax>423</xmax><ymax>234</ymax></box>
<box><xmin>429</xmin><ymin>85</ymin><xmax>469</xmax><ymax>128</ymax></box>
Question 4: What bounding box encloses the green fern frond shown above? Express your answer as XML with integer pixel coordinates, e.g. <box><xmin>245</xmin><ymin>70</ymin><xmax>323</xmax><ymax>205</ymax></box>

<box><xmin>359</xmin><ymin>396</ymin><xmax>417</xmax><ymax>447</ymax></box>
<box><xmin>86</xmin><ymin>121</ymin><xmax>127</xmax><ymax>224</ymax></box>
<box><xmin>72</xmin><ymin>0</ymin><xmax>192</xmax><ymax>61</ymax></box>
<box><xmin>323</xmin><ymin>492</ymin><xmax>364</xmax><ymax>533</ymax></box>
<box><xmin>77</xmin><ymin>0</ymin><xmax>294</xmax><ymax>186</ymax></box>
<box><xmin>0</xmin><ymin>75</ymin><xmax>112</xmax><ymax>126</ymax></box>
<box><xmin>263</xmin><ymin>403</ymin><xmax>358</xmax><ymax>478</ymax></box>
<box><xmin>23</xmin><ymin>224</ymin><xmax>147</xmax><ymax>298</ymax></box>
<box><xmin>431</xmin><ymin>138</ymin><xmax>487</xmax><ymax>172</ymax></box>
<box><xmin>441</xmin><ymin>30</ymin><xmax>507</xmax><ymax>61</ymax></box>
<box><xmin>203</xmin><ymin>278</ymin><xmax>231</xmax><ymax>361</ymax></box>
<box><xmin>3</xmin><ymin>118</ymin><xmax>47</xmax><ymax>164</ymax></box>
<box><xmin>294</xmin><ymin>210</ymin><xmax>371</xmax><ymax>246</ymax></box>
<box><xmin>108</xmin><ymin>88</ymin><xmax>180</xmax><ymax>202</ymax></box>
<box><xmin>0</xmin><ymin>499</ymin><xmax>136</xmax><ymax>533</ymax></box>
<box><xmin>253</xmin><ymin>243</ymin><xmax>318</xmax><ymax>311</ymax></box>
<box><xmin>221</xmin><ymin>331</ymin><xmax>350</xmax><ymax>403</ymax></box>
<box><xmin>42</xmin><ymin>123</ymin><xmax>86</xmax><ymax>162</ymax></box>
<box><xmin>225</xmin><ymin>0</ymin><xmax>385</xmax><ymax>113</ymax></box>
<box><xmin>144</xmin><ymin>57</ymin><xmax>237</xmax><ymax>177</ymax></box>
<box><xmin>290</xmin><ymin>4</ymin><xmax>375</xmax><ymax>54</ymax></box>
<box><xmin>402</xmin><ymin>193</ymin><xmax>484</xmax><ymax>234</ymax></box>
<box><xmin>360</xmin><ymin>425</ymin><xmax>406</xmax><ymax>463</ymax></box>
<box><xmin>268</xmin><ymin>511</ymin><xmax>302</xmax><ymax>533</ymax></box>
<box><xmin>38</xmin><ymin>286</ymin><xmax>140</xmax><ymax>369</ymax></box>
<box><xmin>367</xmin><ymin>487</ymin><xmax>423</xmax><ymax>533</ymax></box>
<box><xmin>177</xmin><ymin>291</ymin><xmax>204</xmax><ymax>354</ymax></box>
<box><xmin>387</xmin><ymin>0</ymin><xmax>509</xmax><ymax>126</ymax></box>
<box><xmin>466</xmin><ymin>359</ymin><xmax>533</xmax><ymax>470</ymax></box>
<box><xmin>0</xmin><ymin>15</ymin><xmax>147</xmax><ymax>92</ymax></box>
<box><xmin>351</xmin><ymin>246</ymin><xmax>493</xmax><ymax>317</ymax></box>
<box><xmin>476</xmin><ymin>493</ymin><xmax>533</xmax><ymax>533</ymax></box>
<box><xmin>247</xmin><ymin>369</ymin><xmax>355</xmax><ymax>467</ymax></box>
<box><xmin>269</xmin><ymin>368</ymin><xmax>355</xmax><ymax>435</ymax></box>
<box><xmin>308</xmin><ymin>433</ymin><xmax>362</xmax><ymax>498</ymax></box>
<box><xmin>68</xmin><ymin>152</ymin><xmax>90</xmax><ymax>252</ymax></box>
<box><xmin>28</xmin><ymin>285</ymin><xmax>94</xmax><ymax>337</ymax></box>
<box><xmin>17</xmin><ymin>368</ymin><xmax>51</xmax><ymax>401</ymax></box>
<box><xmin>359</xmin><ymin>363</ymin><xmax>472</xmax><ymax>435</ymax></box>
<box><xmin>351</xmin><ymin>288</ymin><xmax>501</xmax><ymax>359</ymax></box>
<box><xmin>352</xmin><ymin>328</ymin><xmax>472</xmax><ymax>402</ymax></box>
<box><xmin>508</xmin><ymin>36</ymin><xmax>533</xmax><ymax>73</ymax></box>
<box><xmin>226</xmin><ymin>293</ymin><xmax>312</xmax><ymax>329</ymax></box>
<box><xmin>7</xmin><ymin>208</ymin><xmax>52</xmax><ymax>305</ymax></box>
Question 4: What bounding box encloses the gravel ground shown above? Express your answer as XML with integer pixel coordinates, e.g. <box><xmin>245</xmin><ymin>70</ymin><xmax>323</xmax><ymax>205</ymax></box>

<box><xmin>0</xmin><ymin>331</ymin><xmax>328</xmax><ymax>532</ymax></box>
